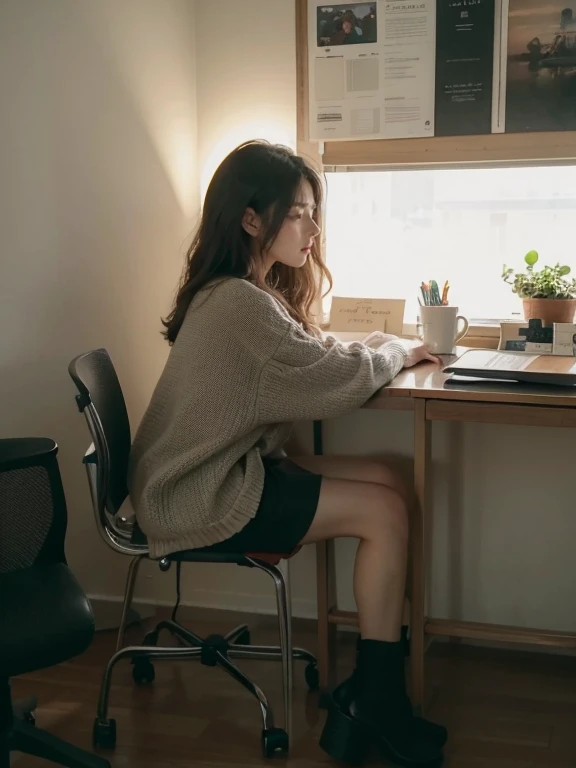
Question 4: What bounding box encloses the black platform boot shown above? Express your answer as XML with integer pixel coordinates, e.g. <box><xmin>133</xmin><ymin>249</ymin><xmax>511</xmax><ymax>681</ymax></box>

<box><xmin>336</xmin><ymin>633</ymin><xmax>447</xmax><ymax>747</ymax></box>
<box><xmin>319</xmin><ymin>640</ymin><xmax>444</xmax><ymax>767</ymax></box>
<box><xmin>331</xmin><ymin>665</ymin><xmax>447</xmax><ymax>749</ymax></box>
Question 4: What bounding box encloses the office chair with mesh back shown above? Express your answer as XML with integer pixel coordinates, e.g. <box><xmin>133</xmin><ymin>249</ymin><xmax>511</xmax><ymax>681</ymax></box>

<box><xmin>0</xmin><ymin>437</ymin><xmax>110</xmax><ymax>768</ymax></box>
<box><xmin>68</xmin><ymin>348</ymin><xmax>319</xmax><ymax>759</ymax></box>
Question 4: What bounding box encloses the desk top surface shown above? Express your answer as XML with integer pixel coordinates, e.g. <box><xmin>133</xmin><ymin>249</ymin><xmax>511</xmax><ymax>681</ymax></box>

<box><xmin>369</xmin><ymin>348</ymin><xmax>576</xmax><ymax>408</ymax></box>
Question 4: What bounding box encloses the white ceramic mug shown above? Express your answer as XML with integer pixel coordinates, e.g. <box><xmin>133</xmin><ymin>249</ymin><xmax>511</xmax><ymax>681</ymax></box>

<box><xmin>418</xmin><ymin>305</ymin><xmax>469</xmax><ymax>355</ymax></box>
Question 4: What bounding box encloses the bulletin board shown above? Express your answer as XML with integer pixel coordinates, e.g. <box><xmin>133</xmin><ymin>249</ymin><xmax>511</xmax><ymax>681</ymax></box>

<box><xmin>296</xmin><ymin>0</ymin><xmax>576</xmax><ymax>166</ymax></box>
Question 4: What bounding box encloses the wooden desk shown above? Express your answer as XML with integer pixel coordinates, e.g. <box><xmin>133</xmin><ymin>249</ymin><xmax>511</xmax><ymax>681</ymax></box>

<box><xmin>315</xmin><ymin>349</ymin><xmax>576</xmax><ymax>710</ymax></box>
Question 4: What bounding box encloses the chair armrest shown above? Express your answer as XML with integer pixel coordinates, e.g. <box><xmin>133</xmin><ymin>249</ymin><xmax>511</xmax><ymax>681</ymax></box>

<box><xmin>0</xmin><ymin>438</ymin><xmax>57</xmax><ymax>472</ymax></box>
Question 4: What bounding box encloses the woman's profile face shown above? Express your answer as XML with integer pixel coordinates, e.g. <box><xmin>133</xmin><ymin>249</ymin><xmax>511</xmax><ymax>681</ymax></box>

<box><xmin>262</xmin><ymin>180</ymin><xmax>321</xmax><ymax>273</ymax></box>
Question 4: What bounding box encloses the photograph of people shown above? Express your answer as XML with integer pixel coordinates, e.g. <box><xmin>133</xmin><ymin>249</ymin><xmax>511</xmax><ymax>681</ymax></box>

<box><xmin>317</xmin><ymin>4</ymin><xmax>377</xmax><ymax>46</ymax></box>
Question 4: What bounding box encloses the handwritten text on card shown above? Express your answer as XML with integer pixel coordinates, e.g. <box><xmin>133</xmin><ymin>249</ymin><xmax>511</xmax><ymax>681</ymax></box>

<box><xmin>329</xmin><ymin>297</ymin><xmax>406</xmax><ymax>336</ymax></box>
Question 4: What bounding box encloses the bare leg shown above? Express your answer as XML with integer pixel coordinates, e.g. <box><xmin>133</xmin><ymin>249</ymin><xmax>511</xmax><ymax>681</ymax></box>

<box><xmin>292</xmin><ymin>455</ymin><xmax>409</xmax><ymax>501</ymax></box>
<box><xmin>294</xmin><ymin>457</ymin><xmax>447</xmax><ymax>763</ymax></box>
<box><xmin>294</xmin><ymin>459</ymin><xmax>408</xmax><ymax>642</ymax></box>
<box><xmin>293</xmin><ymin>456</ymin><xmax>408</xmax><ymax>640</ymax></box>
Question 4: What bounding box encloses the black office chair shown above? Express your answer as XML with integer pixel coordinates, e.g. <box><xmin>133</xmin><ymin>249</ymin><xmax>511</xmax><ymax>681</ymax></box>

<box><xmin>0</xmin><ymin>437</ymin><xmax>110</xmax><ymax>768</ymax></box>
<box><xmin>68</xmin><ymin>348</ymin><xmax>318</xmax><ymax>758</ymax></box>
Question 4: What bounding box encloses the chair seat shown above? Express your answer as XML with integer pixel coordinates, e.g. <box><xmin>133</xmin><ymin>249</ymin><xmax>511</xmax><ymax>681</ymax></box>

<box><xmin>169</xmin><ymin>548</ymin><xmax>299</xmax><ymax>566</ymax></box>
<box><xmin>129</xmin><ymin>517</ymin><xmax>299</xmax><ymax>566</ymax></box>
<box><xmin>0</xmin><ymin>563</ymin><xmax>95</xmax><ymax>678</ymax></box>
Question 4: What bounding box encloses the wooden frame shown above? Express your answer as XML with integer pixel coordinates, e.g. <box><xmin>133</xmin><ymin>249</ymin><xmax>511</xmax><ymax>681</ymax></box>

<box><xmin>295</xmin><ymin>0</ymin><xmax>576</xmax><ymax>168</ymax></box>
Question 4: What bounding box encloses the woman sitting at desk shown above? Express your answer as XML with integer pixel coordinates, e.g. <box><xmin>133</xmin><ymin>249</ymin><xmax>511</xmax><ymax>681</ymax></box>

<box><xmin>128</xmin><ymin>140</ymin><xmax>445</xmax><ymax>767</ymax></box>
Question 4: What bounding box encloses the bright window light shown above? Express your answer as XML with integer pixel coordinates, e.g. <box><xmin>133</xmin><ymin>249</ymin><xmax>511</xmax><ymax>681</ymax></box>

<box><xmin>324</xmin><ymin>165</ymin><xmax>576</xmax><ymax>323</ymax></box>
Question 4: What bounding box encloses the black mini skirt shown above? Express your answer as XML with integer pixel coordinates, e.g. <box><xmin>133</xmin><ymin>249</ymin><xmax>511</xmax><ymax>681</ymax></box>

<box><xmin>205</xmin><ymin>457</ymin><xmax>322</xmax><ymax>554</ymax></box>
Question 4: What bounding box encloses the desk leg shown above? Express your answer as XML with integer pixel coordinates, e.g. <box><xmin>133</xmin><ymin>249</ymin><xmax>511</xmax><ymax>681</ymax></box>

<box><xmin>316</xmin><ymin>540</ymin><xmax>337</xmax><ymax>692</ymax></box>
<box><xmin>410</xmin><ymin>399</ymin><xmax>430</xmax><ymax>714</ymax></box>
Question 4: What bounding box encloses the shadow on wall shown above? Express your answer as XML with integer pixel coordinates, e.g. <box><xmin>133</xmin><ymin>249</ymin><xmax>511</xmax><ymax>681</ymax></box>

<box><xmin>0</xmin><ymin>0</ymin><xmax>199</xmax><ymax>596</ymax></box>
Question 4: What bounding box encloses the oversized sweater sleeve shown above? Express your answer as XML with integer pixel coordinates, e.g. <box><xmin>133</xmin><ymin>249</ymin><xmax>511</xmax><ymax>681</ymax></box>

<box><xmin>257</xmin><ymin>320</ymin><xmax>408</xmax><ymax>424</ymax></box>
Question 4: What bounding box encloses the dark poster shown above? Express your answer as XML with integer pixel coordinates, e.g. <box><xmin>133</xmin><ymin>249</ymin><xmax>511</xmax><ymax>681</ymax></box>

<box><xmin>506</xmin><ymin>0</ymin><xmax>576</xmax><ymax>132</ymax></box>
<box><xmin>434</xmin><ymin>0</ymin><xmax>495</xmax><ymax>136</ymax></box>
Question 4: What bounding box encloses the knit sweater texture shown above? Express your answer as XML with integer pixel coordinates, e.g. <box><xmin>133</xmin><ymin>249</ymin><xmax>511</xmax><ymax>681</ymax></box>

<box><xmin>128</xmin><ymin>277</ymin><xmax>408</xmax><ymax>558</ymax></box>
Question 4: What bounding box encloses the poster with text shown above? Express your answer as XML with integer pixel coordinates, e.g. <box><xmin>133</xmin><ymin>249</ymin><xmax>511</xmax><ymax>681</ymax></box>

<box><xmin>435</xmin><ymin>0</ymin><xmax>495</xmax><ymax>135</ymax></box>
<box><xmin>505</xmin><ymin>0</ymin><xmax>576</xmax><ymax>132</ymax></box>
<box><xmin>308</xmin><ymin>1</ymin><xmax>436</xmax><ymax>140</ymax></box>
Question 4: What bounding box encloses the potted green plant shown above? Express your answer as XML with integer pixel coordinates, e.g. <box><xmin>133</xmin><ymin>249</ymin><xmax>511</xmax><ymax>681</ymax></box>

<box><xmin>502</xmin><ymin>250</ymin><xmax>576</xmax><ymax>326</ymax></box>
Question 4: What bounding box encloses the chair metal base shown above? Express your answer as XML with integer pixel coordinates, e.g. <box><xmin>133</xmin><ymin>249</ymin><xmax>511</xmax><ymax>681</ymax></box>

<box><xmin>8</xmin><ymin>719</ymin><xmax>111</xmax><ymax>768</ymax></box>
<box><xmin>1</xmin><ymin>682</ymin><xmax>109</xmax><ymax>768</ymax></box>
<box><xmin>103</xmin><ymin>553</ymin><xmax>317</xmax><ymax>756</ymax></box>
<box><xmin>96</xmin><ymin>618</ymin><xmax>318</xmax><ymax>736</ymax></box>
<box><xmin>12</xmin><ymin>696</ymin><xmax>37</xmax><ymax>722</ymax></box>
<box><xmin>94</xmin><ymin>555</ymin><xmax>317</xmax><ymax>757</ymax></box>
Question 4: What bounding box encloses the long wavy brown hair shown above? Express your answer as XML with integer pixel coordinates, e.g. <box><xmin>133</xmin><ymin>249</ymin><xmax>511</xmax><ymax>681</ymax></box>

<box><xmin>162</xmin><ymin>140</ymin><xmax>332</xmax><ymax>344</ymax></box>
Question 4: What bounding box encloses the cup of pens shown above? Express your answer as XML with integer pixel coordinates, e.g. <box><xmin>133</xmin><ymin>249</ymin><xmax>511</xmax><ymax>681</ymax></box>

<box><xmin>418</xmin><ymin>280</ymin><xmax>469</xmax><ymax>355</ymax></box>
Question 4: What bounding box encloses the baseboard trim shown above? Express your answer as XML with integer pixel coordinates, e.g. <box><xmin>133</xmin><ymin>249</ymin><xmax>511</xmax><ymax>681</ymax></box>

<box><xmin>87</xmin><ymin>595</ymin><xmax>333</xmax><ymax>637</ymax></box>
<box><xmin>87</xmin><ymin>596</ymin><xmax>155</xmax><ymax>632</ymax></box>
<box><xmin>87</xmin><ymin>591</ymin><xmax>317</xmax><ymax>621</ymax></box>
<box><xmin>146</xmin><ymin>590</ymin><xmax>317</xmax><ymax>619</ymax></box>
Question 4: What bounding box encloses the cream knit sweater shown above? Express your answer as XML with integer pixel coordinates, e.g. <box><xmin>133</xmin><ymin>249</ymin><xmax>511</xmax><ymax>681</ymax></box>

<box><xmin>128</xmin><ymin>277</ymin><xmax>408</xmax><ymax>557</ymax></box>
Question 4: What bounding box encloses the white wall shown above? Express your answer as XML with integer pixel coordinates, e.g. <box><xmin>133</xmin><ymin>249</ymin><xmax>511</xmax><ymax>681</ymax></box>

<box><xmin>0</xmin><ymin>0</ymin><xmax>199</xmax><ymax>598</ymax></box>
<box><xmin>195</xmin><ymin>0</ymin><xmax>299</xmax><ymax>195</ymax></box>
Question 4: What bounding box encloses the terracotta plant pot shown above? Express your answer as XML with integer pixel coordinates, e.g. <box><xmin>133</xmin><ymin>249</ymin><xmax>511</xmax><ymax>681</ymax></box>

<box><xmin>522</xmin><ymin>298</ymin><xmax>576</xmax><ymax>327</ymax></box>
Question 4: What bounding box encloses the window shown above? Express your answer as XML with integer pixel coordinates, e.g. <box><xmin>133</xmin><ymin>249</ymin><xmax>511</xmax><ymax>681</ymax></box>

<box><xmin>324</xmin><ymin>164</ymin><xmax>576</xmax><ymax>325</ymax></box>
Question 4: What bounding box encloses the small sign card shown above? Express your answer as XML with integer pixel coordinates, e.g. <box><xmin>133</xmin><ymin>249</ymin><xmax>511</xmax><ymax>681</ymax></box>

<box><xmin>553</xmin><ymin>323</ymin><xmax>576</xmax><ymax>356</ymax></box>
<box><xmin>329</xmin><ymin>297</ymin><xmax>405</xmax><ymax>336</ymax></box>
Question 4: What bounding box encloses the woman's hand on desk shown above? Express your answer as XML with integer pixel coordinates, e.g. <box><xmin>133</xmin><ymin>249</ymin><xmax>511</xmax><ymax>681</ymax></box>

<box><xmin>399</xmin><ymin>340</ymin><xmax>442</xmax><ymax>368</ymax></box>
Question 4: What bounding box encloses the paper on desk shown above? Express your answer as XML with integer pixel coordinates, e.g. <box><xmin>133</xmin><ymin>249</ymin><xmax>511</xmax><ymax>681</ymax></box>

<box><xmin>482</xmin><ymin>353</ymin><xmax>538</xmax><ymax>371</ymax></box>
<box><xmin>449</xmin><ymin>349</ymin><xmax>576</xmax><ymax>376</ymax></box>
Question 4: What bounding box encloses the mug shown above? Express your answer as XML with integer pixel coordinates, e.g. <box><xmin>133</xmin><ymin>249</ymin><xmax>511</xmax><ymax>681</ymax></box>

<box><xmin>417</xmin><ymin>305</ymin><xmax>469</xmax><ymax>355</ymax></box>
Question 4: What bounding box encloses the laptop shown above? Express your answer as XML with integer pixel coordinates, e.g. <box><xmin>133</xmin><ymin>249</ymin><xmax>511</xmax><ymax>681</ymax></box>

<box><xmin>443</xmin><ymin>349</ymin><xmax>576</xmax><ymax>387</ymax></box>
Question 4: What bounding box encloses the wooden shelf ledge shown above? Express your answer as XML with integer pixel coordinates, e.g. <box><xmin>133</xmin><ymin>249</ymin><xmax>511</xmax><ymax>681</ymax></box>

<box><xmin>426</xmin><ymin>619</ymin><xmax>576</xmax><ymax>648</ymax></box>
<box><xmin>328</xmin><ymin>610</ymin><xmax>359</xmax><ymax>627</ymax></box>
<box><xmin>326</xmin><ymin>612</ymin><xmax>576</xmax><ymax>649</ymax></box>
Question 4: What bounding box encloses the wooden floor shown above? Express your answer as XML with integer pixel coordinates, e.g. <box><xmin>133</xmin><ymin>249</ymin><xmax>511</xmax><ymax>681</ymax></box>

<box><xmin>10</xmin><ymin>609</ymin><xmax>576</xmax><ymax>768</ymax></box>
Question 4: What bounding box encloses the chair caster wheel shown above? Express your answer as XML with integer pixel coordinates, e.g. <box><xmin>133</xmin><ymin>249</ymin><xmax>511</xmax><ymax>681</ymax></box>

<box><xmin>93</xmin><ymin>718</ymin><xmax>117</xmax><ymax>750</ymax></box>
<box><xmin>132</xmin><ymin>658</ymin><xmax>155</xmax><ymax>685</ymax></box>
<box><xmin>262</xmin><ymin>727</ymin><xmax>289</xmax><ymax>757</ymax></box>
<box><xmin>23</xmin><ymin>711</ymin><xmax>36</xmax><ymax>726</ymax></box>
<box><xmin>305</xmin><ymin>662</ymin><xmax>319</xmax><ymax>690</ymax></box>
<box><xmin>236</xmin><ymin>629</ymin><xmax>251</xmax><ymax>645</ymax></box>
